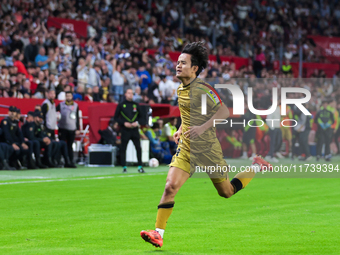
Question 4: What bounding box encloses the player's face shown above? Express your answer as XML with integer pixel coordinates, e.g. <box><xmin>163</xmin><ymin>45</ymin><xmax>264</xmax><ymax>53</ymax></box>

<box><xmin>176</xmin><ymin>53</ymin><xmax>197</xmax><ymax>79</ymax></box>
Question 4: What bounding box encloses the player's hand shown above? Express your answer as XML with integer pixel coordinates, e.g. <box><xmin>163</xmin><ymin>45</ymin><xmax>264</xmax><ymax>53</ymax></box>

<box><xmin>124</xmin><ymin>122</ymin><xmax>132</xmax><ymax>128</ymax></box>
<box><xmin>75</xmin><ymin>130</ymin><xmax>81</xmax><ymax>135</ymax></box>
<box><xmin>21</xmin><ymin>143</ymin><xmax>28</xmax><ymax>150</ymax></box>
<box><xmin>173</xmin><ymin>130</ymin><xmax>181</xmax><ymax>144</ymax></box>
<box><xmin>131</xmin><ymin>122</ymin><xmax>138</xmax><ymax>128</ymax></box>
<box><xmin>184</xmin><ymin>126</ymin><xmax>205</xmax><ymax>139</ymax></box>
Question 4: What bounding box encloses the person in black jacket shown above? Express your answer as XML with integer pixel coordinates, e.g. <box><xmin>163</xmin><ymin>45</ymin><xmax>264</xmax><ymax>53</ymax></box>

<box><xmin>0</xmin><ymin>127</ymin><xmax>16</xmax><ymax>170</ymax></box>
<box><xmin>22</xmin><ymin>111</ymin><xmax>48</xmax><ymax>169</ymax></box>
<box><xmin>0</xmin><ymin>106</ymin><xmax>30</xmax><ymax>169</ymax></box>
<box><xmin>34</xmin><ymin>110</ymin><xmax>77</xmax><ymax>168</ymax></box>
<box><xmin>113</xmin><ymin>88</ymin><xmax>145</xmax><ymax>173</ymax></box>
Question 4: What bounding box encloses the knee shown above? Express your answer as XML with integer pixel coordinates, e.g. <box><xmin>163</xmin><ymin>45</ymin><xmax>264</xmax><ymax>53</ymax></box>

<box><xmin>218</xmin><ymin>190</ymin><xmax>233</xmax><ymax>199</ymax></box>
<box><xmin>217</xmin><ymin>185</ymin><xmax>234</xmax><ymax>199</ymax></box>
<box><xmin>164</xmin><ymin>181</ymin><xmax>177</xmax><ymax>197</ymax></box>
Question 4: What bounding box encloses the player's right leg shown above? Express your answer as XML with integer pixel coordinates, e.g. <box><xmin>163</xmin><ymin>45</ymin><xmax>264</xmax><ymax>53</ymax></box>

<box><xmin>141</xmin><ymin>166</ymin><xmax>189</xmax><ymax>248</ymax></box>
<box><xmin>212</xmin><ymin>156</ymin><xmax>272</xmax><ymax>197</ymax></box>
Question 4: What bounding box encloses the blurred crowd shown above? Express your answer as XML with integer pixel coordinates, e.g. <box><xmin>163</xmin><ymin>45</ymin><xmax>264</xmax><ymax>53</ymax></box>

<box><xmin>2</xmin><ymin>0</ymin><xmax>340</xmax><ymax>104</ymax></box>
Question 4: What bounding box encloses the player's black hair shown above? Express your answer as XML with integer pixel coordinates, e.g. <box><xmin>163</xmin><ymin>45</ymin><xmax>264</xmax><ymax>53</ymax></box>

<box><xmin>66</xmin><ymin>91</ymin><xmax>73</xmax><ymax>95</ymax></box>
<box><xmin>181</xmin><ymin>41</ymin><xmax>208</xmax><ymax>76</ymax></box>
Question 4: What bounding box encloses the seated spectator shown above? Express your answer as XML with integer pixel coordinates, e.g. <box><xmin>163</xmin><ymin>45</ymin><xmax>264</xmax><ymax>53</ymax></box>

<box><xmin>92</xmin><ymin>86</ymin><xmax>101</xmax><ymax>102</ymax></box>
<box><xmin>84</xmin><ymin>87</ymin><xmax>93</xmax><ymax>102</ymax></box>
<box><xmin>57</xmin><ymin>84</ymin><xmax>72</xmax><ymax>100</ymax></box>
<box><xmin>21</xmin><ymin>80</ymin><xmax>32</xmax><ymax>98</ymax></box>
<box><xmin>32</xmin><ymin>83</ymin><xmax>46</xmax><ymax>99</ymax></box>
<box><xmin>160</xmin><ymin>117</ymin><xmax>178</xmax><ymax>153</ymax></box>
<box><xmin>73</xmin><ymin>86</ymin><xmax>83</xmax><ymax>101</ymax></box>
<box><xmin>8</xmin><ymin>83</ymin><xmax>23</xmax><ymax>98</ymax></box>
<box><xmin>158</xmin><ymin>74</ymin><xmax>176</xmax><ymax>104</ymax></box>
<box><xmin>144</xmin><ymin>123</ymin><xmax>172</xmax><ymax>164</ymax></box>
<box><xmin>98</xmin><ymin>120</ymin><xmax>121</xmax><ymax>146</ymax></box>
<box><xmin>133</xmin><ymin>86</ymin><xmax>143</xmax><ymax>103</ymax></box>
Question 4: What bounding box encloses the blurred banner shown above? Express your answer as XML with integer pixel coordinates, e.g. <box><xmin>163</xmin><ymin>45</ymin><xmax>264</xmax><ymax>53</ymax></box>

<box><xmin>308</xmin><ymin>35</ymin><xmax>340</xmax><ymax>63</ymax></box>
<box><xmin>47</xmin><ymin>17</ymin><xmax>88</xmax><ymax>38</ymax></box>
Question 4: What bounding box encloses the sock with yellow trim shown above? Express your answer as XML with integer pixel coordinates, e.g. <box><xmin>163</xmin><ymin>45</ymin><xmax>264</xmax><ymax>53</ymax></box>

<box><xmin>230</xmin><ymin>165</ymin><xmax>257</xmax><ymax>194</ymax></box>
<box><xmin>155</xmin><ymin>201</ymin><xmax>175</xmax><ymax>238</ymax></box>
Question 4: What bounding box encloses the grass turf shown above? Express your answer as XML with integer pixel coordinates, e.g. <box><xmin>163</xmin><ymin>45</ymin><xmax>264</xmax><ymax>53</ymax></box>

<box><xmin>0</xmin><ymin>157</ymin><xmax>339</xmax><ymax>255</ymax></box>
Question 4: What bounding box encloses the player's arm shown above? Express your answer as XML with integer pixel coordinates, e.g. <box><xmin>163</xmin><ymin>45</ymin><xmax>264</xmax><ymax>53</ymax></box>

<box><xmin>202</xmin><ymin>103</ymin><xmax>229</xmax><ymax>130</ymax></box>
<box><xmin>185</xmin><ymin>104</ymin><xmax>230</xmax><ymax>139</ymax></box>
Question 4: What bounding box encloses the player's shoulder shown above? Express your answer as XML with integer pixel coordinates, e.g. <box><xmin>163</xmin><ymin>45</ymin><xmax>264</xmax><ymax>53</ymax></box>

<box><xmin>192</xmin><ymin>78</ymin><xmax>217</xmax><ymax>95</ymax></box>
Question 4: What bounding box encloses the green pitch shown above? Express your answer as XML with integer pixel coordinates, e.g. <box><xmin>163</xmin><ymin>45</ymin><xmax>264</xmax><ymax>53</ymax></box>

<box><xmin>1</xmin><ymin>157</ymin><xmax>340</xmax><ymax>255</ymax></box>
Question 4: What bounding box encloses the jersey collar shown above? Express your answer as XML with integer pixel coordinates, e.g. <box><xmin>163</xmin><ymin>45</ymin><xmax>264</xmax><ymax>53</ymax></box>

<box><xmin>183</xmin><ymin>77</ymin><xmax>197</xmax><ymax>88</ymax></box>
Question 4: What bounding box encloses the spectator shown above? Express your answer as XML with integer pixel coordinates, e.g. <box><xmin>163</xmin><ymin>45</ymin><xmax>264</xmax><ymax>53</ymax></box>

<box><xmin>84</xmin><ymin>87</ymin><xmax>93</xmax><ymax>102</ymax></box>
<box><xmin>100</xmin><ymin>77</ymin><xmax>111</xmax><ymax>102</ymax></box>
<box><xmin>111</xmin><ymin>59</ymin><xmax>126</xmax><ymax>102</ymax></box>
<box><xmin>35</xmin><ymin>47</ymin><xmax>50</xmax><ymax>71</ymax></box>
<box><xmin>88</xmin><ymin>62</ymin><xmax>102</xmax><ymax>88</ymax></box>
<box><xmin>24</xmin><ymin>37</ymin><xmax>39</xmax><ymax>65</ymax></box>
<box><xmin>92</xmin><ymin>86</ymin><xmax>101</xmax><ymax>102</ymax></box>
<box><xmin>137</xmin><ymin>63</ymin><xmax>152</xmax><ymax>92</ymax></box>
<box><xmin>76</xmin><ymin>56</ymin><xmax>90</xmax><ymax>88</ymax></box>
<box><xmin>57</xmin><ymin>84</ymin><xmax>72</xmax><ymax>101</ymax></box>
<box><xmin>158</xmin><ymin>75</ymin><xmax>176</xmax><ymax>104</ymax></box>
<box><xmin>123</xmin><ymin>63</ymin><xmax>140</xmax><ymax>91</ymax></box>
<box><xmin>57</xmin><ymin>28</ymin><xmax>72</xmax><ymax>55</ymax></box>
<box><xmin>73</xmin><ymin>86</ymin><xmax>84</xmax><ymax>101</ymax></box>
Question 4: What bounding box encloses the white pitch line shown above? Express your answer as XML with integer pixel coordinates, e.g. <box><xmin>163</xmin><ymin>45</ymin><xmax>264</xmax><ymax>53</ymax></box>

<box><xmin>0</xmin><ymin>172</ymin><xmax>166</xmax><ymax>185</ymax></box>
<box><xmin>0</xmin><ymin>175</ymin><xmax>50</xmax><ymax>179</ymax></box>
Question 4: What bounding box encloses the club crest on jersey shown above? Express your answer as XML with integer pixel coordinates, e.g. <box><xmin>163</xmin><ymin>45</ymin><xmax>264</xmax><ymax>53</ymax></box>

<box><xmin>207</xmin><ymin>90</ymin><xmax>218</xmax><ymax>104</ymax></box>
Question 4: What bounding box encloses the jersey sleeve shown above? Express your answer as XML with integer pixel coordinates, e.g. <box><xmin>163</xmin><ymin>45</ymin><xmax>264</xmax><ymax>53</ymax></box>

<box><xmin>198</xmin><ymin>86</ymin><xmax>222</xmax><ymax>113</ymax></box>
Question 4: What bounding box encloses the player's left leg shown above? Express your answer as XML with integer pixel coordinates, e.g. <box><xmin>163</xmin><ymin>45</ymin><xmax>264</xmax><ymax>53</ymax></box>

<box><xmin>141</xmin><ymin>165</ymin><xmax>190</xmax><ymax>248</ymax></box>
<box><xmin>212</xmin><ymin>156</ymin><xmax>272</xmax><ymax>197</ymax></box>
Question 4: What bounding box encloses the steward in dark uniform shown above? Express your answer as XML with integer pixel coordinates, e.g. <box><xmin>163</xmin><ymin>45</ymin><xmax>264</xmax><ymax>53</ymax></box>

<box><xmin>0</xmin><ymin>106</ymin><xmax>30</xmax><ymax>169</ymax></box>
<box><xmin>22</xmin><ymin>111</ymin><xmax>48</xmax><ymax>169</ymax></box>
<box><xmin>34</xmin><ymin>110</ymin><xmax>76</xmax><ymax>168</ymax></box>
<box><xmin>0</xmin><ymin>127</ymin><xmax>16</xmax><ymax>170</ymax></box>
<box><xmin>315</xmin><ymin>99</ymin><xmax>334</xmax><ymax>161</ymax></box>
<box><xmin>30</xmin><ymin>111</ymin><xmax>58</xmax><ymax>167</ymax></box>
<box><xmin>113</xmin><ymin>88</ymin><xmax>144</xmax><ymax>173</ymax></box>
